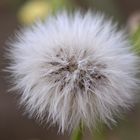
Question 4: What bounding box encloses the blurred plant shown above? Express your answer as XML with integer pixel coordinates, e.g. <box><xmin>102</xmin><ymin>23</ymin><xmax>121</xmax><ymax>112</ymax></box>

<box><xmin>127</xmin><ymin>11</ymin><xmax>140</xmax><ymax>55</ymax></box>
<box><xmin>131</xmin><ymin>27</ymin><xmax>140</xmax><ymax>55</ymax></box>
<box><xmin>18</xmin><ymin>0</ymin><xmax>74</xmax><ymax>25</ymax></box>
<box><xmin>18</xmin><ymin>0</ymin><xmax>51</xmax><ymax>25</ymax></box>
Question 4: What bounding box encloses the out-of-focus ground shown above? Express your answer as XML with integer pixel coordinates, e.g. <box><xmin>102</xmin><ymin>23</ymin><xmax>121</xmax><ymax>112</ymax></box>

<box><xmin>0</xmin><ymin>0</ymin><xmax>140</xmax><ymax>140</ymax></box>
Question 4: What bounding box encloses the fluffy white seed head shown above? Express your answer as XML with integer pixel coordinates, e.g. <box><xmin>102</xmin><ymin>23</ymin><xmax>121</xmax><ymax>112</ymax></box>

<box><xmin>7</xmin><ymin>11</ymin><xmax>139</xmax><ymax>133</ymax></box>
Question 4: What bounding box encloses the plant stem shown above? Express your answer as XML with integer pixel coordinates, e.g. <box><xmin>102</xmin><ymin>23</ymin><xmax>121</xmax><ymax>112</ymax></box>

<box><xmin>92</xmin><ymin>123</ymin><xmax>107</xmax><ymax>140</ymax></box>
<box><xmin>71</xmin><ymin>123</ymin><xmax>84</xmax><ymax>140</ymax></box>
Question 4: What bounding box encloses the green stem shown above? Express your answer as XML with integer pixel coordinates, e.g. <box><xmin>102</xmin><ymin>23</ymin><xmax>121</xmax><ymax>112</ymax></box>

<box><xmin>92</xmin><ymin>124</ymin><xmax>107</xmax><ymax>140</ymax></box>
<box><xmin>71</xmin><ymin>123</ymin><xmax>84</xmax><ymax>140</ymax></box>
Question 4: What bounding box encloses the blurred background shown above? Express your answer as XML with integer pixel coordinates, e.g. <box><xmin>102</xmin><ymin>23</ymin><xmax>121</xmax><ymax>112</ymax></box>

<box><xmin>0</xmin><ymin>0</ymin><xmax>140</xmax><ymax>140</ymax></box>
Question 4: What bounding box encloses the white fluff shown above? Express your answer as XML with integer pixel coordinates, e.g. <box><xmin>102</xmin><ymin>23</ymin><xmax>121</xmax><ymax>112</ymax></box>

<box><xmin>7</xmin><ymin>11</ymin><xmax>139</xmax><ymax>133</ymax></box>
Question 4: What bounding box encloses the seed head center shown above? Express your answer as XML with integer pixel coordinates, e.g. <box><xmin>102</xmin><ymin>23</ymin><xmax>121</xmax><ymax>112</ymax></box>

<box><xmin>67</xmin><ymin>62</ymin><xmax>78</xmax><ymax>72</ymax></box>
<box><xmin>66</xmin><ymin>57</ymin><xmax>78</xmax><ymax>72</ymax></box>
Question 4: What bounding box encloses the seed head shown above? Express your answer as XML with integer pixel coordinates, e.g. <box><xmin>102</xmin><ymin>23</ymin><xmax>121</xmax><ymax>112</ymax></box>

<box><xmin>7</xmin><ymin>11</ymin><xmax>139</xmax><ymax>133</ymax></box>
